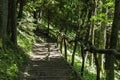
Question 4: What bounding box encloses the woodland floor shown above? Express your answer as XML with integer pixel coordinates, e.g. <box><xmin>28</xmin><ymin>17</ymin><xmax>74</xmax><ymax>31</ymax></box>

<box><xmin>20</xmin><ymin>42</ymin><xmax>77</xmax><ymax>80</ymax></box>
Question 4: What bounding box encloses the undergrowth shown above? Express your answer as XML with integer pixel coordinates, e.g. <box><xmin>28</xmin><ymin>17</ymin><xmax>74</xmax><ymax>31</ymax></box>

<box><xmin>66</xmin><ymin>48</ymin><xmax>120</xmax><ymax>80</ymax></box>
<box><xmin>0</xmin><ymin>47</ymin><xmax>29</xmax><ymax>80</ymax></box>
<box><xmin>0</xmin><ymin>15</ymin><xmax>36</xmax><ymax>80</ymax></box>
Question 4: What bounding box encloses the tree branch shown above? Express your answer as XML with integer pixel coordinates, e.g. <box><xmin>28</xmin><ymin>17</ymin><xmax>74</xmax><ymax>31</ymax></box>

<box><xmin>85</xmin><ymin>42</ymin><xmax>120</xmax><ymax>58</ymax></box>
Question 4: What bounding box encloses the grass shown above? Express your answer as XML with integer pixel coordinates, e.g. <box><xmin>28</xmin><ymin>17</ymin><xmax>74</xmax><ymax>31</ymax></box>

<box><xmin>61</xmin><ymin>45</ymin><xmax>107</xmax><ymax>80</ymax></box>
<box><xmin>64</xmin><ymin>48</ymin><xmax>120</xmax><ymax>80</ymax></box>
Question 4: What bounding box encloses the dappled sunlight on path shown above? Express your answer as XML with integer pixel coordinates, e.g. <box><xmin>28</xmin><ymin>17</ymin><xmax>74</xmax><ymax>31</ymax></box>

<box><xmin>21</xmin><ymin>42</ymin><xmax>77</xmax><ymax>80</ymax></box>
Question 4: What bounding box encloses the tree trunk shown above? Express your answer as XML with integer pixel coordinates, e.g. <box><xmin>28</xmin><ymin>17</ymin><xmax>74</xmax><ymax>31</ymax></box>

<box><xmin>60</xmin><ymin>37</ymin><xmax>63</xmax><ymax>54</ymax></box>
<box><xmin>106</xmin><ymin>0</ymin><xmax>120</xmax><ymax>80</ymax></box>
<box><xmin>18</xmin><ymin>0</ymin><xmax>24</xmax><ymax>18</ymax></box>
<box><xmin>81</xmin><ymin>45</ymin><xmax>86</xmax><ymax>76</ymax></box>
<box><xmin>0</xmin><ymin>0</ymin><xmax>8</xmax><ymax>48</ymax></box>
<box><xmin>71</xmin><ymin>37</ymin><xmax>77</xmax><ymax>66</ymax></box>
<box><xmin>47</xmin><ymin>14</ymin><xmax>50</xmax><ymax>39</ymax></box>
<box><xmin>98</xmin><ymin>0</ymin><xmax>107</xmax><ymax>74</ymax></box>
<box><xmin>94</xmin><ymin>53</ymin><xmax>100</xmax><ymax>80</ymax></box>
<box><xmin>7</xmin><ymin>0</ymin><xmax>17</xmax><ymax>45</ymax></box>
<box><xmin>64</xmin><ymin>38</ymin><xmax>67</xmax><ymax>60</ymax></box>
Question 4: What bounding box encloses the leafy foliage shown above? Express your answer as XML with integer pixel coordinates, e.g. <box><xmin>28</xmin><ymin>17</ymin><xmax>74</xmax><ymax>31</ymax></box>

<box><xmin>0</xmin><ymin>47</ymin><xmax>28</xmax><ymax>80</ymax></box>
<box><xmin>17</xmin><ymin>16</ymin><xmax>36</xmax><ymax>52</ymax></box>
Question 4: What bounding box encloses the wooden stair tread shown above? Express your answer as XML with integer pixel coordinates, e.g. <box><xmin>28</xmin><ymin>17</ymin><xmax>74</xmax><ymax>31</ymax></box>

<box><xmin>20</xmin><ymin>42</ymin><xmax>76</xmax><ymax>80</ymax></box>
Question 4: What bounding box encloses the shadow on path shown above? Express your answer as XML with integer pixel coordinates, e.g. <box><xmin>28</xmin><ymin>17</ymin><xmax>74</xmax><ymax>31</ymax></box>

<box><xmin>20</xmin><ymin>42</ymin><xmax>77</xmax><ymax>80</ymax></box>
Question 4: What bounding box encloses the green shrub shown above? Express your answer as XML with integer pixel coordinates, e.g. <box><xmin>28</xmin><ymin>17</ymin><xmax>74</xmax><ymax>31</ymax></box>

<box><xmin>0</xmin><ymin>47</ymin><xmax>28</xmax><ymax>80</ymax></box>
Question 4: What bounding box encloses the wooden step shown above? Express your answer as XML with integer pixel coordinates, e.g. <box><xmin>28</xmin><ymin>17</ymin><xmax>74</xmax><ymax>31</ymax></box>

<box><xmin>23</xmin><ymin>76</ymin><xmax>72</xmax><ymax>80</ymax></box>
<box><xmin>33</xmin><ymin>48</ymin><xmax>59</xmax><ymax>52</ymax></box>
<box><xmin>28</xmin><ymin>69</ymin><xmax>74</xmax><ymax>76</ymax></box>
<box><xmin>29</xmin><ymin>60</ymin><xmax>69</xmax><ymax>66</ymax></box>
<box><xmin>20</xmin><ymin>42</ymin><xmax>76</xmax><ymax>80</ymax></box>
<box><xmin>33</xmin><ymin>43</ymin><xmax>57</xmax><ymax>48</ymax></box>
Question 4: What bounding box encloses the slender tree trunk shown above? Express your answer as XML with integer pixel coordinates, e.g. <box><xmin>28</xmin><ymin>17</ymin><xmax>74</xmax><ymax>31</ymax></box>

<box><xmin>94</xmin><ymin>53</ymin><xmax>100</xmax><ymax>80</ymax></box>
<box><xmin>60</xmin><ymin>37</ymin><xmax>63</xmax><ymax>54</ymax></box>
<box><xmin>106</xmin><ymin>0</ymin><xmax>120</xmax><ymax>80</ymax></box>
<box><xmin>64</xmin><ymin>38</ymin><xmax>67</xmax><ymax>60</ymax></box>
<box><xmin>64</xmin><ymin>28</ymin><xmax>67</xmax><ymax>60</ymax></box>
<box><xmin>71</xmin><ymin>37</ymin><xmax>77</xmax><ymax>66</ymax></box>
<box><xmin>97</xmin><ymin>0</ymin><xmax>107</xmax><ymax>74</ymax></box>
<box><xmin>47</xmin><ymin>14</ymin><xmax>50</xmax><ymax>38</ymax></box>
<box><xmin>18</xmin><ymin>0</ymin><xmax>24</xmax><ymax>18</ymax></box>
<box><xmin>81</xmin><ymin>45</ymin><xmax>85</xmax><ymax>76</ymax></box>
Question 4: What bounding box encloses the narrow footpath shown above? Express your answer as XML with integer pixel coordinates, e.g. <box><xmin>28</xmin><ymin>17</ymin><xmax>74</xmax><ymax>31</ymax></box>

<box><xmin>21</xmin><ymin>42</ymin><xmax>77</xmax><ymax>80</ymax></box>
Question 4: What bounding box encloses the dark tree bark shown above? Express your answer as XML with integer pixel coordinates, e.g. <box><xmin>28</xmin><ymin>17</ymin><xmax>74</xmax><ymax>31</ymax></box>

<box><xmin>7</xmin><ymin>0</ymin><xmax>17</xmax><ymax>45</ymax></box>
<box><xmin>64</xmin><ymin>37</ymin><xmax>67</xmax><ymax>60</ymax></box>
<box><xmin>0</xmin><ymin>0</ymin><xmax>8</xmax><ymax>48</ymax></box>
<box><xmin>85</xmin><ymin>42</ymin><xmax>120</xmax><ymax>57</ymax></box>
<box><xmin>18</xmin><ymin>0</ymin><xmax>24</xmax><ymax>18</ymax></box>
<box><xmin>71</xmin><ymin>36</ymin><xmax>78</xmax><ymax>66</ymax></box>
<box><xmin>81</xmin><ymin>45</ymin><xmax>85</xmax><ymax>76</ymax></box>
<box><xmin>0</xmin><ymin>1</ymin><xmax>2</xmax><ymax>47</ymax></box>
<box><xmin>94</xmin><ymin>53</ymin><xmax>100</xmax><ymax>80</ymax></box>
<box><xmin>33</xmin><ymin>10</ymin><xmax>38</xmax><ymax>24</ymax></box>
<box><xmin>106</xmin><ymin>0</ymin><xmax>120</xmax><ymax>80</ymax></box>
<box><xmin>60</xmin><ymin>37</ymin><xmax>63</xmax><ymax>54</ymax></box>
